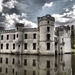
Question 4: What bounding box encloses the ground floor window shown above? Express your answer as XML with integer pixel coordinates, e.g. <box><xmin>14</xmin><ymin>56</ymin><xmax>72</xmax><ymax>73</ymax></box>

<box><xmin>0</xmin><ymin>57</ymin><xmax>2</xmax><ymax>63</ymax></box>
<box><xmin>13</xmin><ymin>44</ymin><xmax>15</xmax><ymax>49</ymax></box>
<box><xmin>33</xmin><ymin>43</ymin><xmax>36</xmax><ymax>50</ymax></box>
<box><xmin>24</xmin><ymin>43</ymin><xmax>27</xmax><ymax>49</ymax></box>
<box><xmin>6</xmin><ymin>44</ymin><xmax>9</xmax><ymax>49</ymax></box>
<box><xmin>1</xmin><ymin>44</ymin><xmax>3</xmax><ymax>49</ymax></box>
<box><xmin>47</xmin><ymin>43</ymin><xmax>50</xmax><ymax>50</ymax></box>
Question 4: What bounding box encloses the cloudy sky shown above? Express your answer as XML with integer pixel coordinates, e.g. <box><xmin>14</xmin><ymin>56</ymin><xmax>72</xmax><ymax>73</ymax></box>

<box><xmin>0</xmin><ymin>0</ymin><xmax>75</xmax><ymax>29</ymax></box>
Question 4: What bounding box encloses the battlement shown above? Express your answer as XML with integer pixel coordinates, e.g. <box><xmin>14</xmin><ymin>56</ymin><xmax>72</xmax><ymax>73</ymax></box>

<box><xmin>0</xmin><ymin>29</ymin><xmax>15</xmax><ymax>33</ymax></box>
<box><xmin>37</xmin><ymin>14</ymin><xmax>55</xmax><ymax>22</ymax></box>
<box><xmin>23</xmin><ymin>28</ymin><xmax>38</xmax><ymax>32</ymax></box>
<box><xmin>0</xmin><ymin>26</ymin><xmax>5</xmax><ymax>31</ymax></box>
<box><xmin>56</xmin><ymin>25</ymin><xmax>70</xmax><ymax>31</ymax></box>
<box><xmin>15</xmin><ymin>23</ymin><xmax>24</xmax><ymax>27</ymax></box>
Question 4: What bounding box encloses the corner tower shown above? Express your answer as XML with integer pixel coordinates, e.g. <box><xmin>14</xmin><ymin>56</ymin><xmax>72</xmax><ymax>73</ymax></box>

<box><xmin>38</xmin><ymin>14</ymin><xmax>55</xmax><ymax>55</ymax></box>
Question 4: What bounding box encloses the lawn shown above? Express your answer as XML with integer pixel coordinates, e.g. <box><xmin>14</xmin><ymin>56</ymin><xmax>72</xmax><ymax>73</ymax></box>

<box><xmin>72</xmin><ymin>49</ymin><xmax>75</xmax><ymax>53</ymax></box>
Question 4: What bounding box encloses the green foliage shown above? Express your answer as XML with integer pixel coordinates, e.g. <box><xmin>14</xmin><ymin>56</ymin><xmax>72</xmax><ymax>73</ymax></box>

<box><xmin>71</xmin><ymin>25</ymin><xmax>75</xmax><ymax>49</ymax></box>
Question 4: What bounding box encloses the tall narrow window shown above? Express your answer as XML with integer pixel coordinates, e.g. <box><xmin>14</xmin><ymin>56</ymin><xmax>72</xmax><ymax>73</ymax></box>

<box><xmin>24</xmin><ymin>59</ymin><xmax>27</xmax><ymax>66</ymax></box>
<box><xmin>0</xmin><ymin>67</ymin><xmax>2</xmax><ymax>72</ymax></box>
<box><xmin>0</xmin><ymin>57</ymin><xmax>2</xmax><ymax>63</ymax></box>
<box><xmin>7</xmin><ymin>35</ymin><xmax>9</xmax><ymax>40</ymax></box>
<box><xmin>12</xmin><ymin>58</ymin><xmax>15</xmax><ymax>64</ymax></box>
<box><xmin>47</xmin><ymin>43</ymin><xmax>50</xmax><ymax>50</ymax></box>
<box><xmin>25</xmin><ymin>34</ymin><xmax>27</xmax><ymax>39</ymax></box>
<box><xmin>24</xmin><ymin>70</ymin><xmax>27</xmax><ymax>75</ymax></box>
<box><xmin>33</xmin><ymin>59</ymin><xmax>36</xmax><ymax>66</ymax></box>
<box><xmin>5</xmin><ymin>68</ymin><xmax>8</xmax><ymax>73</ymax></box>
<box><xmin>33</xmin><ymin>43</ymin><xmax>36</xmax><ymax>50</ymax></box>
<box><xmin>1</xmin><ymin>44</ymin><xmax>3</xmax><ymax>49</ymax></box>
<box><xmin>1</xmin><ymin>35</ymin><xmax>3</xmax><ymax>40</ymax></box>
<box><xmin>24</xmin><ymin>43</ymin><xmax>27</xmax><ymax>49</ymax></box>
<box><xmin>12</xmin><ymin>68</ymin><xmax>14</xmax><ymax>74</ymax></box>
<box><xmin>6</xmin><ymin>44</ymin><xmax>9</xmax><ymax>49</ymax></box>
<box><xmin>47</xmin><ymin>21</ymin><xmax>49</xmax><ymax>24</ymax></box>
<box><xmin>33</xmin><ymin>71</ymin><xmax>36</xmax><ymax>75</ymax></box>
<box><xmin>13</xmin><ymin>44</ymin><xmax>15</xmax><ymax>49</ymax></box>
<box><xmin>33</xmin><ymin>34</ymin><xmax>36</xmax><ymax>39</ymax></box>
<box><xmin>17</xmin><ymin>34</ymin><xmax>18</xmax><ymax>38</ymax></box>
<box><xmin>47</xmin><ymin>27</ymin><xmax>50</xmax><ymax>32</ymax></box>
<box><xmin>47</xmin><ymin>71</ymin><xmax>50</xmax><ymax>75</ymax></box>
<box><xmin>6</xmin><ymin>58</ymin><xmax>8</xmax><ymax>64</ymax></box>
<box><xmin>16</xmin><ymin>71</ymin><xmax>17</xmax><ymax>75</ymax></box>
<box><xmin>47</xmin><ymin>60</ymin><xmax>50</xmax><ymax>68</ymax></box>
<box><xmin>47</xmin><ymin>34</ymin><xmax>50</xmax><ymax>40</ymax></box>
<box><xmin>13</xmin><ymin>34</ymin><xmax>15</xmax><ymax>39</ymax></box>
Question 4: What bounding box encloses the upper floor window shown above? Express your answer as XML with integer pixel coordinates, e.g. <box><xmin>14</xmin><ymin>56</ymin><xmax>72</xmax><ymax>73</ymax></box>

<box><xmin>47</xmin><ymin>21</ymin><xmax>49</xmax><ymax>24</ymax></box>
<box><xmin>7</xmin><ymin>35</ymin><xmax>9</xmax><ymax>40</ymax></box>
<box><xmin>13</xmin><ymin>44</ymin><xmax>15</xmax><ymax>49</ymax></box>
<box><xmin>25</xmin><ymin>34</ymin><xmax>27</xmax><ymax>39</ymax></box>
<box><xmin>12</xmin><ymin>68</ymin><xmax>14</xmax><ymax>74</ymax></box>
<box><xmin>17</xmin><ymin>34</ymin><xmax>18</xmax><ymax>38</ymax></box>
<box><xmin>47</xmin><ymin>27</ymin><xmax>50</xmax><ymax>32</ymax></box>
<box><xmin>17</xmin><ymin>27</ymin><xmax>18</xmax><ymax>30</ymax></box>
<box><xmin>5</xmin><ymin>68</ymin><xmax>8</xmax><ymax>73</ymax></box>
<box><xmin>62</xmin><ymin>38</ymin><xmax>64</xmax><ymax>42</ymax></box>
<box><xmin>47</xmin><ymin>71</ymin><xmax>50</xmax><ymax>75</ymax></box>
<box><xmin>24</xmin><ymin>70</ymin><xmax>27</xmax><ymax>75</ymax></box>
<box><xmin>33</xmin><ymin>71</ymin><xmax>36</xmax><ymax>75</ymax></box>
<box><xmin>47</xmin><ymin>34</ymin><xmax>50</xmax><ymax>40</ymax></box>
<box><xmin>13</xmin><ymin>34</ymin><xmax>15</xmax><ymax>40</ymax></box>
<box><xmin>0</xmin><ymin>57</ymin><xmax>2</xmax><ymax>63</ymax></box>
<box><xmin>33</xmin><ymin>43</ymin><xmax>36</xmax><ymax>50</ymax></box>
<box><xmin>6</xmin><ymin>44</ymin><xmax>9</xmax><ymax>49</ymax></box>
<box><xmin>33</xmin><ymin>34</ymin><xmax>36</xmax><ymax>39</ymax></box>
<box><xmin>0</xmin><ymin>67</ymin><xmax>2</xmax><ymax>72</ymax></box>
<box><xmin>1</xmin><ymin>35</ymin><xmax>3</xmax><ymax>40</ymax></box>
<box><xmin>1</xmin><ymin>44</ymin><xmax>3</xmax><ymax>49</ymax></box>
<box><xmin>47</xmin><ymin>43</ymin><xmax>50</xmax><ymax>50</ymax></box>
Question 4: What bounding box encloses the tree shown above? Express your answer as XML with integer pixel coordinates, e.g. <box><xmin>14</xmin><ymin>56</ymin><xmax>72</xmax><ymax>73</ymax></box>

<box><xmin>71</xmin><ymin>25</ymin><xmax>75</xmax><ymax>49</ymax></box>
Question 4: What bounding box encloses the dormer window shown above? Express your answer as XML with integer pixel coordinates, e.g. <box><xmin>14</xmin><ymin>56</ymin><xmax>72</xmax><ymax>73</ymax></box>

<box><xmin>17</xmin><ymin>27</ymin><xmax>18</xmax><ymax>30</ymax></box>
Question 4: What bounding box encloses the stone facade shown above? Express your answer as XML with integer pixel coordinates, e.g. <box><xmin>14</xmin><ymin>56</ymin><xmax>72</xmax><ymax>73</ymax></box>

<box><xmin>0</xmin><ymin>14</ymin><xmax>71</xmax><ymax>55</ymax></box>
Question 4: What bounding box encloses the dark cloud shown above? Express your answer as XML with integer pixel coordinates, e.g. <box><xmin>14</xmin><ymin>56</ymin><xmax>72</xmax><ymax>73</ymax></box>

<box><xmin>0</xmin><ymin>0</ymin><xmax>74</xmax><ymax>28</ymax></box>
<box><xmin>0</xmin><ymin>13</ymin><xmax>5</xmax><ymax>22</ymax></box>
<box><xmin>3</xmin><ymin>7</ymin><xmax>19</xmax><ymax>14</ymax></box>
<box><xmin>3</xmin><ymin>0</ymin><xmax>9</xmax><ymax>3</ymax></box>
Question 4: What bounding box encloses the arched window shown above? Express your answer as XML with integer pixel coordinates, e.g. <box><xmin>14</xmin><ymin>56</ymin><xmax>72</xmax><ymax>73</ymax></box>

<box><xmin>6</xmin><ymin>44</ymin><xmax>9</xmax><ymax>49</ymax></box>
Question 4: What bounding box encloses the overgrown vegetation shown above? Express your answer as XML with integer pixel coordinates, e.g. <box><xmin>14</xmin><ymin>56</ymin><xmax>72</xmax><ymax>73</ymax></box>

<box><xmin>71</xmin><ymin>25</ymin><xmax>75</xmax><ymax>49</ymax></box>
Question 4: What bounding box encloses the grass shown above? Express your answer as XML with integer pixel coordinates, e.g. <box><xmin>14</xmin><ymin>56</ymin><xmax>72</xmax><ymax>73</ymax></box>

<box><xmin>72</xmin><ymin>49</ymin><xmax>75</xmax><ymax>53</ymax></box>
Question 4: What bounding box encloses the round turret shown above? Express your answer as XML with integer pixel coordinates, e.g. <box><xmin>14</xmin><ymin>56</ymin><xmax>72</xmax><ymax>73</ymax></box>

<box><xmin>15</xmin><ymin>23</ymin><xmax>24</xmax><ymax>31</ymax></box>
<box><xmin>38</xmin><ymin>14</ymin><xmax>55</xmax><ymax>55</ymax></box>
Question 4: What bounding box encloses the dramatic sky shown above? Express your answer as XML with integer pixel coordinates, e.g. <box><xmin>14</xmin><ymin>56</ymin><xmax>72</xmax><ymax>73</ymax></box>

<box><xmin>0</xmin><ymin>0</ymin><xmax>75</xmax><ymax>29</ymax></box>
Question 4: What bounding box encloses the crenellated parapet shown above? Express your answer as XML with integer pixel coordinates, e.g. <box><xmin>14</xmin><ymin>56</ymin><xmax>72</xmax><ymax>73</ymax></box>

<box><xmin>56</xmin><ymin>25</ymin><xmax>70</xmax><ymax>32</ymax></box>
<box><xmin>37</xmin><ymin>14</ymin><xmax>55</xmax><ymax>23</ymax></box>
<box><xmin>23</xmin><ymin>28</ymin><xmax>38</xmax><ymax>32</ymax></box>
<box><xmin>0</xmin><ymin>26</ymin><xmax>5</xmax><ymax>31</ymax></box>
<box><xmin>0</xmin><ymin>29</ymin><xmax>15</xmax><ymax>33</ymax></box>
<box><xmin>15</xmin><ymin>23</ymin><xmax>24</xmax><ymax>27</ymax></box>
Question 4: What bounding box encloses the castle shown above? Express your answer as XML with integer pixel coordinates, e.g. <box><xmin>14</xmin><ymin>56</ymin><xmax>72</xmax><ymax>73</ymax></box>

<box><xmin>0</xmin><ymin>14</ymin><xmax>71</xmax><ymax>55</ymax></box>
